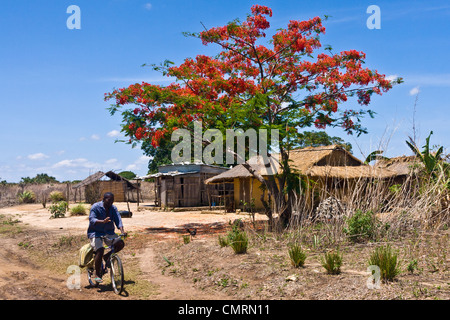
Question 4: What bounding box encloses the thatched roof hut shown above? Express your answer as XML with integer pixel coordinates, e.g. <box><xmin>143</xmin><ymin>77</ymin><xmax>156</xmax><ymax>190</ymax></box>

<box><xmin>74</xmin><ymin>171</ymin><xmax>139</xmax><ymax>203</ymax></box>
<box><xmin>205</xmin><ymin>145</ymin><xmax>398</xmax><ymax>184</ymax></box>
<box><xmin>374</xmin><ymin>156</ymin><xmax>421</xmax><ymax>177</ymax></box>
<box><xmin>204</xmin><ymin>145</ymin><xmax>399</xmax><ymax>212</ymax></box>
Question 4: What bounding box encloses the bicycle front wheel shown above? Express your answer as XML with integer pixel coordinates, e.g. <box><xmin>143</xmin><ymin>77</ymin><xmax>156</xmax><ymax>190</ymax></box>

<box><xmin>110</xmin><ymin>255</ymin><xmax>124</xmax><ymax>294</ymax></box>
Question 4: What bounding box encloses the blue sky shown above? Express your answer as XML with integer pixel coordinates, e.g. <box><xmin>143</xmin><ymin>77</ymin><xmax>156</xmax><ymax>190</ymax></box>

<box><xmin>1</xmin><ymin>0</ymin><xmax>449</xmax><ymax>182</ymax></box>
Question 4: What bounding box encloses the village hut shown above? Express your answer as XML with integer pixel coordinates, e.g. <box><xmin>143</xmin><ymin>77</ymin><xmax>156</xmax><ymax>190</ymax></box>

<box><xmin>205</xmin><ymin>145</ymin><xmax>399</xmax><ymax>212</ymax></box>
<box><xmin>143</xmin><ymin>163</ymin><xmax>232</xmax><ymax>209</ymax></box>
<box><xmin>73</xmin><ymin>171</ymin><xmax>140</xmax><ymax>204</ymax></box>
<box><xmin>374</xmin><ymin>156</ymin><xmax>421</xmax><ymax>182</ymax></box>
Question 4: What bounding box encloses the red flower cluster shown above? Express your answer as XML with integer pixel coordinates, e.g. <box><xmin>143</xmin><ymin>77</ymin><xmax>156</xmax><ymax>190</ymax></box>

<box><xmin>105</xmin><ymin>5</ymin><xmax>399</xmax><ymax>148</ymax></box>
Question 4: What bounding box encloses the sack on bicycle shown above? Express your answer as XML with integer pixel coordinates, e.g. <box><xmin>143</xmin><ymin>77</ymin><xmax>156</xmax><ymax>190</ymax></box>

<box><xmin>78</xmin><ymin>243</ymin><xmax>94</xmax><ymax>268</ymax></box>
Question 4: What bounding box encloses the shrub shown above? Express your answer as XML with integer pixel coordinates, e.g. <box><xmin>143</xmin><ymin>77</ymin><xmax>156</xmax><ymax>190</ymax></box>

<box><xmin>368</xmin><ymin>245</ymin><xmax>400</xmax><ymax>282</ymax></box>
<box><xmin>70</xmin><ymin>203</ymin><xmax>87</xmax><ymax>216</ymax></box>
<box><xmin>182</xmin><ymin>235</ymin><xmax>191</xmax><ymax>244</ymax></box>
<box><xmin>18</xmin><ymin>191</ymin><xmax>36</xmax><ymax>203</ymax></box>
<box><xmin>49</xmin><ymin>191</ymin><xmax>66</xmax><ymax>202</ymax></box>
<box><xmin>321</xmin><ymin>250</ymin><xmax>343</xmax><ymax>275</ymax></box>
<box><xmin>407</xmin><ymin>259</ymin><xmax>418</xmax><ymax>274</ymax></box>
<box><xmin>229</xmin><ymin>230</ymin><xmax>248</xmax><ymax>254</ymax></box>
<box><xmin>288</xmin><ymin>244</ymin><xmax>307</xmax><ymax>268</ymax></box>
<box><xmin>344</xmin><ymin>209</ymin><xmax>379</xmax><ymax>242</ymax></box>
<box><xmin>218</xmin><ymin>235</ymin><xmax>229</xmax><ymax>247</ymax></box>
<box><xmin>49</xmin><ymin>201</ymin><xmax>68</xmax><ymax>219</ymax></box>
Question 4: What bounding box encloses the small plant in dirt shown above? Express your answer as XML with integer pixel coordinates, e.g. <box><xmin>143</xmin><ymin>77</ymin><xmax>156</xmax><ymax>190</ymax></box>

<box><xmin>49</xmin><ymin>191</ymin><xmax>66</xmax><ymax>202</ymax></box>
<box><xmin>226</xmin><ymin>219</ymin><xmax>248</xmax><ymax>254</ymax></box>
<box><xmin>344</xmin><ymin>209</ymin><xmax>379</xmax><ymax>242</ymax></box>
<box><xmin>230</xmin><ymin>230</ymin><xmax>248</xmax><ymax>254</ymax></box>
<box><xmin>69</xmin><ymin>203</ymin><xmax>87</xmax><ymax>216</ymax></box>
<box><xmin>407</xmin><ymin>259</ymin><xmax>419</xmax><ymax>274</ymax></box>
<box><xmin>182</xmin><ymin>235</ymin><xmax>191</xmax><ymax>244</ymax></box>
<box><xmin>17</xmin><ymin>190</ymin><xmax>36</xmax><ymax>203</ymax></box>
<box><xmin>218</xmin><ymin>235</ymin><xmax>229</xmax><ymax>247</ymax></box>
<box><xmin>368</xmin><ymin>244</ymin><xmax>400</xmax><ymax>282</ymax></box>
<box><xmin>321</xmin><ymin>250</ymin><xmax>343</xmax><ymax>275</ymax></box>
<box><xmin>288</xmin><ymin>243</ymin><xmax>307</xmax><ymax>268</ymax></box>
<box><xmin>49</xmin><ymin>201</ymin><xmax>68</xmax><ymax>219</ymax></box>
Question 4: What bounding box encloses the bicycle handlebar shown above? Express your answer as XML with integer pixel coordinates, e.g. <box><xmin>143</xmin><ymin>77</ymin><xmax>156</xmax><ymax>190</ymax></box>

<box><xmin>100</xmin><ymin>233</ymin><xmax>128</xmax><ymax>240</ymax></box>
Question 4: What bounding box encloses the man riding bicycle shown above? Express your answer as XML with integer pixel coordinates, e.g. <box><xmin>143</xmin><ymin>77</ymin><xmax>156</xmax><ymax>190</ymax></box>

<box><xmin>87</xmin><ymin>192</ymin><xmax>126</xmax><ymax>284</ymax></box>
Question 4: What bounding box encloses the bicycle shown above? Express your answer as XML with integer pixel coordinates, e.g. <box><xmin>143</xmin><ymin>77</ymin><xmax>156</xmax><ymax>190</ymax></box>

<box><xmin>87</xmin><ymin>233</ymin><xmax>126</xmax><ymax>294</ymax></box>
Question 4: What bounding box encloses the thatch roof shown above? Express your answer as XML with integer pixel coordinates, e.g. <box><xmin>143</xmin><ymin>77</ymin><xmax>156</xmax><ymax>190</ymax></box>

<box><xmin>374</xmin><ymin>156</ymin><xmax>421</xmax><ymax>176</ymax></box>
<box><xmin>205</xmin><ymin>145</ymin><xmax>397</xmax><ymax>184</ymax></box>
<box><xmin>307</xmin><ymin>165</ymin><xmax>397</xmax><ymax>179</ymax></box>
<box><xmin>74</xmin><ymin>171</ymin><xmax>138</xmax><ymax>189</ymax></box>
<box><xmin>205</xmin><ymin>154</ymin><xmax>280</xmax><ymax>184</ymax></box>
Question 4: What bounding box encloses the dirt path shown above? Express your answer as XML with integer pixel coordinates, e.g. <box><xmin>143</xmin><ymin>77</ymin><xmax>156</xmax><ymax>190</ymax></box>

<box><xmin>0</xmin><ymin>203</ymin><xmax>256</xmax><ymax>300</ymax></box>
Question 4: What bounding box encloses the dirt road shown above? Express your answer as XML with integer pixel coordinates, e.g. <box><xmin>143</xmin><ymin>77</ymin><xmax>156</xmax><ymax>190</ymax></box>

<box><xmin>0</xmin><ymin>203</ymin><xmax>260</xmax><ymax>300</ymax></box>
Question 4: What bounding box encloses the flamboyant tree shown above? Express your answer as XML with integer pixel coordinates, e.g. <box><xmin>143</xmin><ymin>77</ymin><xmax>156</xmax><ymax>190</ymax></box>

<box><xmin>106</xmin><ymin>5</ymin><xmax>401</xmax><ymax>224</ymax></box>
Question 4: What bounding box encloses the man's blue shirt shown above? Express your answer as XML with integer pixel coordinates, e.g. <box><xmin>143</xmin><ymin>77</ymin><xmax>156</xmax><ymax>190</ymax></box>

<box><xmin>87</xmin><ymin>201</ymin><xmax>123</xmax><ymax>239</ymax></box>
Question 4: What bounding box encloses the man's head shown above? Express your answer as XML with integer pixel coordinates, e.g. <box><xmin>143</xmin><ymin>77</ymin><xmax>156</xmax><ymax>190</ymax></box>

<box><xmin>103</xmin><ymin>192</ymin><xmax>115</xmax><ymax>208</ymax></box>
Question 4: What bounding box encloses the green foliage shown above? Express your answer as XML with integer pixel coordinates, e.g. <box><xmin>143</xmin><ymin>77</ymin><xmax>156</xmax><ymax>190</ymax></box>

<box><xmin>49</xmin><ymin>201</ymin><xmax>68</xmax><ymax>219</ymax></box>
<box><xmin>182</xmin><ymin>235</ymin><xmax>191</xmax><ymax>244</ymax></box>
<box><xmin>321</xmin><ymin>250</ymin><xmax>343</xmax><ymax>275</ymax></box>
<box><xmin>229</xmin><ymin>230</ymin><xmax>248</xmax><ymax>254</ymax></box>
<box><xmin>218</xmin><ymin>235</ymin><xmax>229</xmax><ymax>247</ymax></box>
<box><xmin>364</xmin><ymin>150</ymin><xmax>390</xmax><ymax>164</ymax></box>
<box><xmin>288</xmin><ymin>244</ymin><xmax>307</xmax><ymax>268</ymax></box>
<box><xmin>294</xmin><ymin>130</ymin><xmax>352</xmax><ymax>152</ymax></box>
<box><xmin>407</xmin><ymin>259</ymin><xmax>419</xmax><ymax>274</ymax></box>
<box><xmin>18</xmin><ymin>190</ymin><xmax>36</xmax><ymax>203</ymax></box>
<box><xmin>406</xmin><ymin>131</ymin><xmax>448</xmax><ymax>179</ymax></box>
<box><xmin>388</xmin><ymin>184</ymin><xmax>402</xmax><ymax>195</ymax></box>
<box><xmin>70</xmin><ymin>204</ymin><xmax>87</xmax><ymax>216</ymax></box>
<box><xmin>49</xmin><ymin>191</ymin><xmax>66</xmax><ymax>202</ymax></box>
<box><xmin>344</xmin><ymin>209</ymin><xmax>379</xmax><ymax>242</ymax></box>
<box><xmin>368</xmin><ymin>245</ymin><xmax>400</xmax><ymax>282</ymax></box>
<box><xmin>20</xmin><ymin>173</ymin><xmax>59</xmax><ymax>184</ymax></box>
<box><xmin>226</xmin><ymin>220</ymin><xmax>248</xmax><ymax>254</ymax></box>
<box><xmin>118</xmin><ymin>171</ymin><xmax>137</xmax><ymax>180</ymax></box>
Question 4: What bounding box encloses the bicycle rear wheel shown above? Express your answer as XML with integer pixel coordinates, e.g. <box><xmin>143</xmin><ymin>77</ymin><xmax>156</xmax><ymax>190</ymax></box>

<box><xmin>110</xmin><ymin>255</ymin><xmax>124</xmax><ymax>294</ymax></box>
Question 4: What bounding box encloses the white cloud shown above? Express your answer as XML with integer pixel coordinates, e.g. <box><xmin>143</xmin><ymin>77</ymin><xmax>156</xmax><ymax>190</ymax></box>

<box><xmin>91</xmin><ymin>134</ymin><xmax>100</xmax><ymax>140</ymax></box>
<box><xmin>28</xmin><ymin>153</ymin><xmax>49</xmax><ymax>161</ymax></box>
<box><xmin>144</xmin><ymin>3</ymin><xmax>152</xmax><ymax>10</ymax></box>
<box><xmin>125</xmin><ymin>155</ymin><xmax>152</xmax><ymax>172</ymax></box>
<box><xmin>105</xmin><ymin>158</ymin><xmax>118</xmax><ymax>165</ymax></box>
<box><xmin>409</xmin><ymin>86</ymin><xmax>420</xmax><ymax>96</ymax></box>
<box><xmin>53</xmin><ymin>158</ymin><xmax>97</xmax><ymax>169</ymax></box>
<box><xmin>107</xmin><ymin>130</ymin><xmax>121</xmax><ymax>138</ymax></box>
<box><xmin>386</xmin><ymin>74</ymin><xmax>398</xmax><ymax>82</ymax></box>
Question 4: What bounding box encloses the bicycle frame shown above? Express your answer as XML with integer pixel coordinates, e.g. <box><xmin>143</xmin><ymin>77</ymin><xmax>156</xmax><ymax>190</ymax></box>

<box><xmin>87</xmin><ymin>233</ymin><xmax>126</xmax><ymax>294</ymax></box>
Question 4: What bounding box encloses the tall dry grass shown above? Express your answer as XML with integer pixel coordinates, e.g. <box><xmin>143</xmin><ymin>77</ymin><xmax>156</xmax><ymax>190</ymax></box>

<box><xmin>280</xmin><ymin>162</ymin><xmax>450</xmax><ymax>247</ymax></box>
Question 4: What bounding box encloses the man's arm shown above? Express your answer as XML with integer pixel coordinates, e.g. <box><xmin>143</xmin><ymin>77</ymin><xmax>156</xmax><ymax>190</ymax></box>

<box><xmin>89</xmin><ymin>205</ymin><xmax>110</xmax><ymax>225</ymax></box>
<box><xmin>111</xmin><ymin>206</ymin><xmax>125</xmax><ymax>234</ymax></box>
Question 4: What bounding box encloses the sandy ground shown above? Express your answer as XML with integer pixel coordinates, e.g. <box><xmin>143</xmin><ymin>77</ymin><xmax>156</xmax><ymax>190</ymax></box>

<box><xmin>0</xmin><ymin>202</ymin><xmax>266</xmax><ymax>234</ymax></box>
<box><xmin>0</xmin><ymin>202</ymin><xmax>265</xmax><ymax>300</ymax></box>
